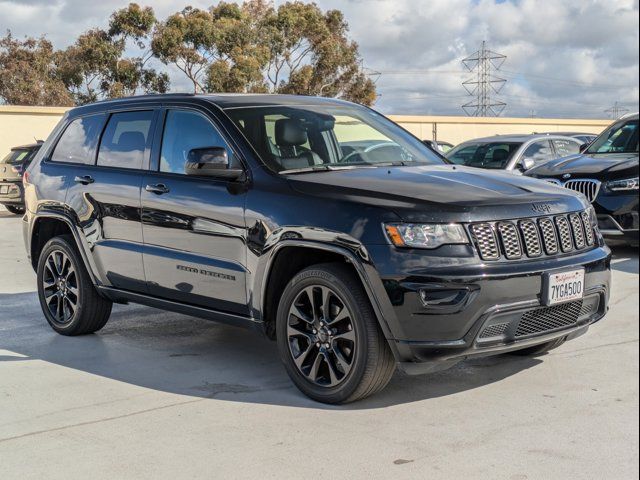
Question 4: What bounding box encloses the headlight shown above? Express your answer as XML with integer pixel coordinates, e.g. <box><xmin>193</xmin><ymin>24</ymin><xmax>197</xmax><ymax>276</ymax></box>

<box><xmin>606</xmin><ymin>177</ymin><xmax>639</xmax><ymax>191</ymax></box>
<box><xmin>385</xmin><ymin>223</ymin><xmax>469</xmax><ymax>249</ymax></box>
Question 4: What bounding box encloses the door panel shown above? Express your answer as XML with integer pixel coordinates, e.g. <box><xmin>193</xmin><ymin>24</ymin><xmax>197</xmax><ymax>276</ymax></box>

<box><xmin>141</xmin><ymin>108</ymin><xmax>248</xmax><ymax>314</ymax></box>
<box><xmin>141</xmin><ymin>177</ymin><xmax>248</xmax><ymax>313</ymax></box>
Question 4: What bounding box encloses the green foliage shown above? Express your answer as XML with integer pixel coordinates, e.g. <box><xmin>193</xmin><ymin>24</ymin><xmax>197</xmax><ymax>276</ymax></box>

<box><xmin>0</xmin><ymin>1</ymin><xmax>375</xmax><ymax>106</ymax></box>
<box><xmin>0</xmin><ymin>33</ymin><xmax>74</xmax><ymax>106</ymax></box>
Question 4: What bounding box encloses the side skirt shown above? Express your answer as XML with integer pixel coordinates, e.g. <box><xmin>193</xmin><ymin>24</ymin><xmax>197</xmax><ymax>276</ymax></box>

<box><xmin>97</xmin><ymin>286</ymin><xmax>264</xmax><ymax>334</ymax></box>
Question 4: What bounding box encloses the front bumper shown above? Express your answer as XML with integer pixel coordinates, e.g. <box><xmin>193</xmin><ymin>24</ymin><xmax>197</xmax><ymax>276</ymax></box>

<box><xmin>595</xmin><ymin>191</ymin><xmax>639</xmax><ymax>246</ymax></box>
<box><xmin>365</xmin><ymin>244</ymin><xmax>611</xmax><ymax>373</ymax></box>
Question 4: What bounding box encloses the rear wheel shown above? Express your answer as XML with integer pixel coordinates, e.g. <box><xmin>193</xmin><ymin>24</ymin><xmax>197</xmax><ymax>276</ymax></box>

<box><xmin>37</xmin><ymin>235</ymin><xmax>112</xmax><ymax>335</ymax></box>
<box><xmin>510</xmin><ymin>337</ymin><xmax>566</xmax><ymax>356</ymax></box>
<box><xmin>276</xmin><ymin>263</ymin><xmax>395</xmax><ymax>404</ymax></box>
<box><xmin>4</xmin><ymin>205</ymin><xmax>24</xmax><ymax>215</ymax></box>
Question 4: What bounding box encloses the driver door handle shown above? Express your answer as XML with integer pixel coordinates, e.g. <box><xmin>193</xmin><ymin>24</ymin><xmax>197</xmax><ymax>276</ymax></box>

<box><xmin>145</xmin><ymin>183</ymin><xmax>170</xmax><ymax>195</ymax></box>
<box><xmin>74</xmin><ymin>175</ymin><xmax>94</xmax><ymax>185</ymax></box>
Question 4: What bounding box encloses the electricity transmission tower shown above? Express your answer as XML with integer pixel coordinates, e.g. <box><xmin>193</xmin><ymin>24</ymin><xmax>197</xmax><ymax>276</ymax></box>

<box><xmin>604</xmin><ymin>101</ymin><xmax>629</xmax><ymax>119</ymax></box>
<box><xmin>462</xmin><ymin>41</ymin><xmax>507</xmax><ymax>117</ymax></box>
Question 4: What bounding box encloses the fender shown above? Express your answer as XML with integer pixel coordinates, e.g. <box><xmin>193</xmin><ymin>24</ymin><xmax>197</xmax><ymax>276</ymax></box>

<box><xmin>254</xmin><ymin>237</ymin><xmax>411</xmax><ymax>362</ymax></box>
<box><xmin>29</xmin><ymin>207</ymin><xmax>102</xmax><ymax>287</ymax></box>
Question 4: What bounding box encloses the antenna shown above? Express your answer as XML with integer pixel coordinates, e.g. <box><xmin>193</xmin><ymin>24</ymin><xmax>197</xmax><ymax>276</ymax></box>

<box><xmin>462</xmin><ymin>41</ymin><xmax>507</xmax><ymax>117</ymax></box>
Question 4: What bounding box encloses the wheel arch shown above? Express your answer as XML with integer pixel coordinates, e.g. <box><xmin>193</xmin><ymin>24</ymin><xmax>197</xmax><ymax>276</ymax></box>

<box><xmin>29</xmin><ymin>212</ymin><xmax>100</xmax><ymax>285</ymax></box>
<box><xmin>257</xmin><ymin>240</ymin><xmax>402</xmax><ymax>360</ymax></box>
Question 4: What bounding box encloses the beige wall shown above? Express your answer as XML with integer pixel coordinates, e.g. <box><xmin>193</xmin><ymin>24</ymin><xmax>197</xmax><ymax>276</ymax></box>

<box><xmin>0</xmin><ymin>106</ymin><xmax>69</xmax><ymax>157</ymax></box>
<box><xmin>388</xmin><ymin>115</ymin><xmax>611</xmax><ymax>145</ymax></box>
<box><xmin>0</xmin><ymin>105</ymin><xmax>612</xmax><ymax>156</ymax></box>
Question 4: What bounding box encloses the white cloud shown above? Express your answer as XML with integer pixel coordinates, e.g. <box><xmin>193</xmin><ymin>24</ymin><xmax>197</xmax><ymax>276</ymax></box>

<box><xmin>1</xmin><ymin>0</ymin><xmax>638</xmax><ymax>118</ymax></box>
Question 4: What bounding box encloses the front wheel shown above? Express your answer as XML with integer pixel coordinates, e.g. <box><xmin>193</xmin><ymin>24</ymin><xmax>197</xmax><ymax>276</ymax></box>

<box><xmin>37</xmin><ymin>235</ymin><xmax>112</xmax><ymax>335</ymax></box>
<box><xmin>276</xmin><ymin>263</ymin><xmax>395</xmax><ymax>404</ymax></box>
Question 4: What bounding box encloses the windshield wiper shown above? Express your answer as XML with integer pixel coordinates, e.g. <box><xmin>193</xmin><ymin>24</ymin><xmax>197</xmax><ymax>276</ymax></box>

<box><xmin>280</xmin><ymin>164</ymin><xmax>373</xmax><ymax>175</ymax></box>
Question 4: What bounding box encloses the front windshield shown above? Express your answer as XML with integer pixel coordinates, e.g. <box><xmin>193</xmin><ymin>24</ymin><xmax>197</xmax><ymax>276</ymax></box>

<box><xmin>587</xmin><ymin>118</ymin><xmax>639</xmax><ymax>154</ymax></box>
<box><xmin>224</xmin><ymin>104</ymin><xmax>445</xmax><ymax>173</ymax></box>
<box><xmin>446</xmin><ymin>142</ymin><xmax>521</xmax><ymax>169</ymax></box>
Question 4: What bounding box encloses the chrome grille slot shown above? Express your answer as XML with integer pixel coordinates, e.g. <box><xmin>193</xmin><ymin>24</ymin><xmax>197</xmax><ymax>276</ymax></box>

<box><xmin>580</xmin><ymin>211</ymin><xmax>595</xmax><ymax>246</ymax></box>
<box><xmin>569</xmin><ymin>213</ymin><xmax>586</xmax><ymax>249</ymax></box>
<box><xmin>555</xmin><ymin>216</ymin><xmax>574</xmax><ymax>252</ymax></box>
<box><xmin>470</xmin><ymin>223</ymin><xmax>500</xmax><ymax>260</ymax></box>
<box><xmin>563</xmin><ymin>179</ymin><xmax>601</xmax><ymax>203</ymax></box>
<box><xmin>519</xmin><ymin>219</ymin><xmax>542</xmax><ymax>257</ymax></box>
<box><xmin>538</xmin><ymin>217</ymin><xmax>559</xmax><ymax>255</ymax></box>
<box><xmin>497</xmin><ymin>222</ymin><xmax>522</xmax><ymax>259</ymax></box>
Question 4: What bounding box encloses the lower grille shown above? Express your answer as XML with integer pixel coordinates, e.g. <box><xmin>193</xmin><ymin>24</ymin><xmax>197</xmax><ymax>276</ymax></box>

<box><xmin>480</xmin><ymin>323</ymin><xmax>510</xmax><ymax>338</ymax></box>
<box><xmin>515</xmin><ymin>301</ymin><xmax>583</xmax><ymax>338</ymax></box>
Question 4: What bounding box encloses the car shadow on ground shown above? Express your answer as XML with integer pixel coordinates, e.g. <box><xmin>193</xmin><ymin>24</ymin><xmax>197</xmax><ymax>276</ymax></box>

<box><xmin>0</xmin><ymin>291</ymin><xmax>544</xmax><ymax>410</ymax></box>
<box><xmin>610</xmin><ymin>246</ymin><xmax>639</xmax><ymax>274</ymax></box>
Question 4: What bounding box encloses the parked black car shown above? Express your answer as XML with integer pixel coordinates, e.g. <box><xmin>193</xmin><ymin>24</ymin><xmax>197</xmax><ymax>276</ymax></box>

<box><xmin>23</xmin><ymin>94</ymin><xmax>611</xmax><ymax>403</ymax></box>
<box><xmin>0</xmin><ymin>142</ymin><xmax>42</xmax><ymax>214</ymax></box>
<box><xmin>527</xmin><ymin>114</ymin><xmax>639</xmax><ymax>247</ymax></box>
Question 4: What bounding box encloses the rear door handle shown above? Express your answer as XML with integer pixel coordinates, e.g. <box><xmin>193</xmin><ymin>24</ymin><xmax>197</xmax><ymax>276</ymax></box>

<box><xmin>74</xmin><ymin>175</ymin><xmax>94</xmax><ymax>185</ymax></box>
<box><xmin>145</xmin><ymin>183</ymin><xmax>170</xmax><ymax>195</ymax></box>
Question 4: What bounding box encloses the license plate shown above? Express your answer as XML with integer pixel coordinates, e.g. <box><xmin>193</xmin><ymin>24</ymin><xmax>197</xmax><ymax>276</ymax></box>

<box><xmin>544</xmin><ymin>269</ymin><xmax>585</xmax><ymax>306</ymax></box>
<box><xmin>0</xmin><ymin>185</ymin><xmax>8</xmax><ymax>194</ymax></box>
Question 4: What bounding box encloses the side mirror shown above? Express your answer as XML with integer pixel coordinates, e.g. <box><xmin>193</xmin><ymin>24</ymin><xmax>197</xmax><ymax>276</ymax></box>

<box><xmin>521</xmin><ymin>157</ymin><xmax>535</xmax><ymax>171</ymax></box>
<box><xmin>185</xmin><ymin>147</ymin><xmax>244</xmax><ymax>180</ymax></box>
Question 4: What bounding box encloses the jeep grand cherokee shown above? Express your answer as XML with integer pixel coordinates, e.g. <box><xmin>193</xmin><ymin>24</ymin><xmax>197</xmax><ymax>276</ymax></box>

<box><xmin>22</xmin><ymin>94</ymin><xmax>611</xmax><ymax>403</ymax></box>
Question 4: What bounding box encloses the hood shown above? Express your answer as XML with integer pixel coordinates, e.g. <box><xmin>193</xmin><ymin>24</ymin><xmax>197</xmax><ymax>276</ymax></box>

<box><xmin>286</xmin><ymin>164</ymin><xmax>588</xmax><ymax>223</ymax></box>
<box><xmin>526</xmin><ymin>152</ymin><xmax>639</xmax><ymax>180</ymax></box>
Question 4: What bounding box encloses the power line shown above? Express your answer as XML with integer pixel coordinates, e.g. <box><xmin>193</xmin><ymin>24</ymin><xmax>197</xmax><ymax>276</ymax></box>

<box><xmin>461</xmin><ymin>41</ymin><xmax>507</xmax><ymax>117</ymax></box>
<box><xmin>604</xmin><ymin>101</ymin><xmax>629</xmax><ymax>119</ymax></box>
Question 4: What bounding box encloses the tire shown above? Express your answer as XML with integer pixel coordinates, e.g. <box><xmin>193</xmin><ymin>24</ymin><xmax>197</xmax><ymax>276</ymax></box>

<box><xmin>276</xmin><ymin>263</ymin><xmax>395</xmax><ymax>404</ymax></box>
<box><xmin>37</xmin><ymin>234</ymin><xmax>112</xmax><ymax>335</ymax></box>
<box><xmin>510</xmin><ymin>337</ymin><xmax>566</xmax><ymax>356</ymax></box>
<box><xmin>4</xmin><ymin>205</ymin><xmax>24</xmax><ymax>215</ymax></box>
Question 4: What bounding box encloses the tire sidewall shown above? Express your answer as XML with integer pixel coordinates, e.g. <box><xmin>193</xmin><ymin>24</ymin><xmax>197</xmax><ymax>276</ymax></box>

<box><xmin>276</xmin><ymin>266</ymin><xmax>370</xmax><ymax>403</ymax></box>
<box><xmin>37</xmin><ymin>236</ymin><xmax>88</xmax><ymax>334</ymax></box>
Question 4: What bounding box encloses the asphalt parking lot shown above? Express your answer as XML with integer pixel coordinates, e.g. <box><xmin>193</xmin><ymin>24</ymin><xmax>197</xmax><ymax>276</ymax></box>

<box><xmin>0</xmin><ymin>205</ymin><xmax>637</xmax><ymax>480</ymax></box>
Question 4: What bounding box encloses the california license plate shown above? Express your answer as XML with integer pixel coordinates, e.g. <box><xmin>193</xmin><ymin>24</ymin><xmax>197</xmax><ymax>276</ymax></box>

<box><xmin>544</xmin><ymin>269</ymin><xmax>585</xmax><ymax>306</ymax></box>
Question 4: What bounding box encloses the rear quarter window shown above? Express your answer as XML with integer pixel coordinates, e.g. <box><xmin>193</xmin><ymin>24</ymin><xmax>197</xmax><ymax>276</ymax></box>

<box><xmin>51</xmin><ymin>114</ymin><xmax>106</xmax><ymax>164</ymax></box>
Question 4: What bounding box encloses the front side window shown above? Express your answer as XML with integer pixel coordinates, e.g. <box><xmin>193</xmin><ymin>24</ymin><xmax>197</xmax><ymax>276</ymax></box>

<box><xmin>446</xmin><ymin>142</ymin><xmax>521</xmax><ymax>169</ymax></box>
<box><xmin>51</xmin><ymin>115</ymin><xmax>105</xmax><ymax>164</ymax></box>
<box><xmin>160</xmin><ymin>110</ymin><xmax>237</xmax><ymax>174</ymax></box>
<box><xmin>521</xmin><ymin>140</ymin><xmax>554</xmax><ymax>165</ymax></box>
<box><xmin>587</xmin><ymin>119</ymin><xmax>639</xmax><ymax>154</ymax></box>
<box><xmin>97</xmin><ymin>111</ymin><xmax>153</xmax><ymax>169</ymax></box>
<box><xmin>225</xmin><ymin>104</ymin><xmax>444</xmax><ymax>173</ymax></box>
<box><xmin>552</xmin><ymin>139</ymin><xmax>580</xmax><ymax>158</ymax></box>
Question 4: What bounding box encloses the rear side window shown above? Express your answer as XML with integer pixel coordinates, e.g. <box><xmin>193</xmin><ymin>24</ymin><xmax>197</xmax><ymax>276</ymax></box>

<box><xmin>97</xmin><ymin>111</ymin><xmax>154</xmax><ymax>169</ymax></box>
<box><xmin>51</xmin><ymin>115</ymin><xmax>105</xmax><ymax>164</ymax></box>
<box><xmin>552</xmin><ymin>139</ymin><xmax>580</xmax><ymax>157</ymax></box>
<box><xmin>522</xmin><ymin>140</ymin><xmax>554</xmax><ymax>165</ymax></box>
<box><xmin>160</xmin><ymin>110</ymin><xmax>238</xmax><ymax>174</ymax></box>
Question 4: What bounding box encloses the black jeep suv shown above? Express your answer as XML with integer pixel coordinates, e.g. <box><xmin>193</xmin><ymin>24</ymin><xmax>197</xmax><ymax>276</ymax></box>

<box><xmin>1</xmin><ymin>142</ymin><xmax>42</xmax><ymax>214</ymax></box>
<box><xmin>23</xmin><ymin>94</ymin><xmax>611</xmax><ymax>403</ymax></box>
<box><xmin>526</xmin><ymin>113</ymin><xmax>639</xmax><ymax>247</ymax></box>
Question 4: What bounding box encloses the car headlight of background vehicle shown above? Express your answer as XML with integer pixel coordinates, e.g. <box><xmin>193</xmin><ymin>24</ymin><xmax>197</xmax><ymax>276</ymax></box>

<box><xmin>385</xmin><ymin>223</ymin><xmax>469</xmax><ymax>248</ymax></box>
<box><xmin>606</xmin><ymin>177</ymin><xmax>639</xmax><ymax>191</ymax></box>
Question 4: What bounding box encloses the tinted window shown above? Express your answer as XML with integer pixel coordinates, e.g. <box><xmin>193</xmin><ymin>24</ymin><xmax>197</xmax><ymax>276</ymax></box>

<box><xmin>51</xmin><ymin>115</ymin><xmax>105</xmax><ymax>164</ymax></box>
<box><xmin>97</xmin><ymin>111</ymin><xmax>153</xmax><ymax>169</ymax></box>
<box><xmin>446</xmin><ymin>142</ymin><xmax>520</xmax><ymax>169</ymax></box>
<box><xmin>160</xmin><ymin>110</ymin><xmax>237</xmax><ymax>174</ymax></box>
<box><xmin>587</xmin><ymin>119</ymin><xmax>639</xmax><ymax>154</ymax></box>
<box><xmin>552</xmin><ymin>139</ymin><xmax>580</xmax><ymax>158</ymax></box>
<box><xmin>522</xmin><ymin>140</ymin><xmax>554</xmax><ymax>165</ymax></box>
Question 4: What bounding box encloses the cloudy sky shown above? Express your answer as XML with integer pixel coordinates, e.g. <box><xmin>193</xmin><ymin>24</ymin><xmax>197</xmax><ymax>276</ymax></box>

<box><xmin>1</xmin><ymin>0</ymin><xmax>638</xmax><ymax>118</ymax></box>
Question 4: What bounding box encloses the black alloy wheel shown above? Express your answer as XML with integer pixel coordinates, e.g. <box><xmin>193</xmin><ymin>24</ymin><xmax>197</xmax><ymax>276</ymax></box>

<box><xmin>41</xmin><ymin>249</ymin><xmax>79</xmax><ymax>325</ymax></box>
<box><xmin>287</xmin><ymin>284</ymin><xmax>356</xmax><ymax>387</ymax></box>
